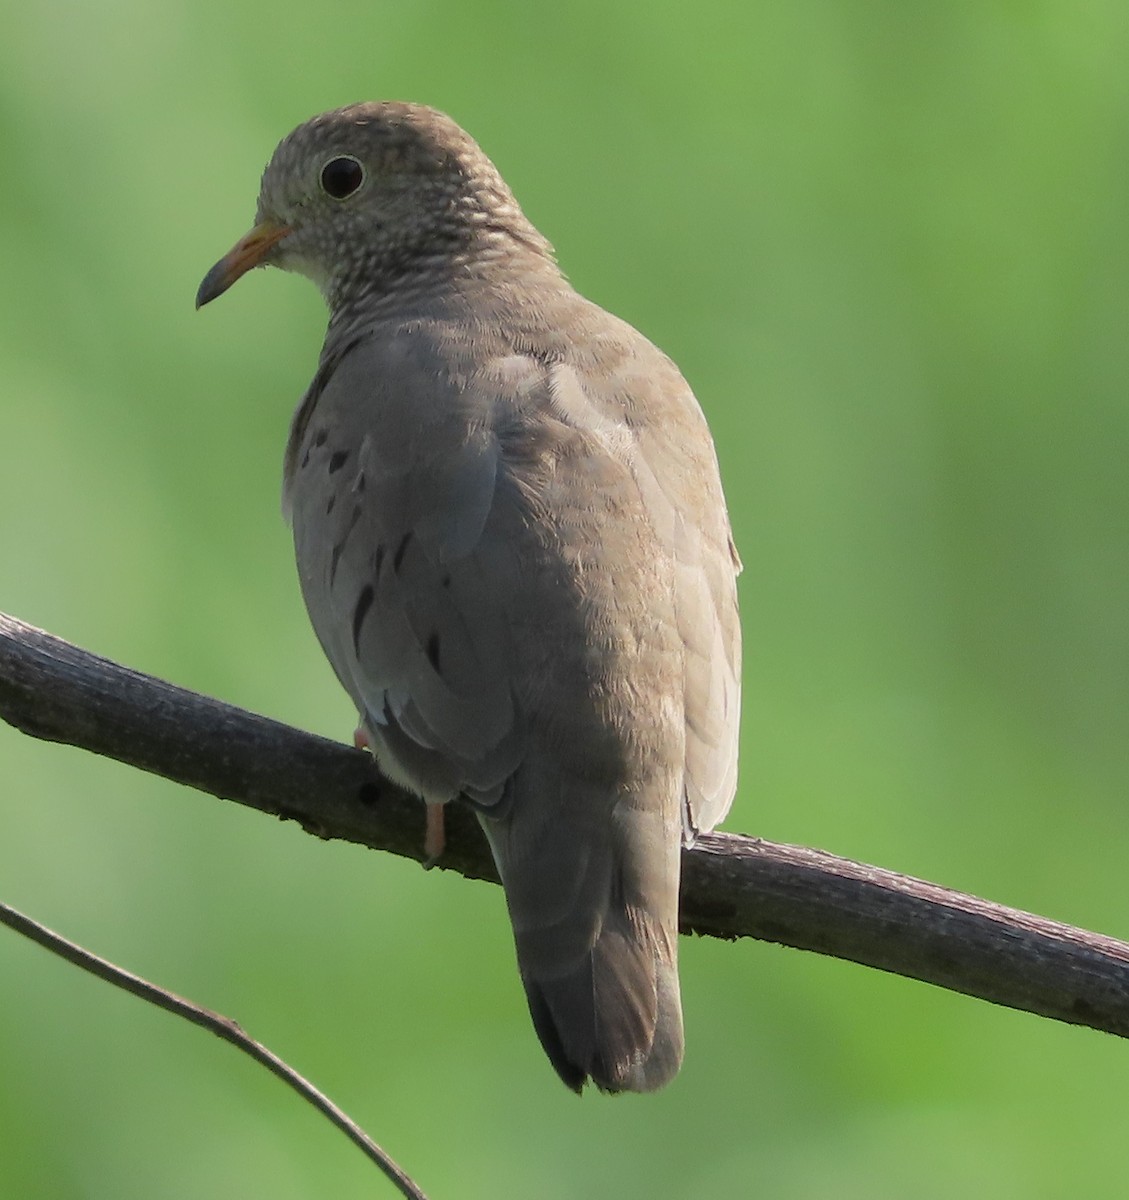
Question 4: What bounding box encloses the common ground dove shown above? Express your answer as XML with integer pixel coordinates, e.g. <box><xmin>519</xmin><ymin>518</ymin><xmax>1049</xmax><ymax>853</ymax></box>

<box><xmin>196</xmin><ymin>102</ymin><xmax>741</xmax><ymax>1093</ymax></box>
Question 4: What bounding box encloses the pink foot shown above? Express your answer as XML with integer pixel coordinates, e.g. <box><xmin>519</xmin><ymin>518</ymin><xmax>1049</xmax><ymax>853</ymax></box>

<box><xmin>354</xmin><ymin>725</ymin><xmax>444</xmax><ymax>868</ymax></box>
<box><xmin>424</xmin><ymin>802</ymin><xmax>446</xmax><ymax>869</ymax></box>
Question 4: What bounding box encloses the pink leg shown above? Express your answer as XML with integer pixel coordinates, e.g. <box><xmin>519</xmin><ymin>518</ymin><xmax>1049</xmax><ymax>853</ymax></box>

<box><xmin>424</xmin><ymin>802</ymin><xmax>446</xmax><ymax>868</ymax></box>
<box><xmin>357</xmin><ymin>724</ymin><xmax>445</xmax><ymax>868</ymax></box>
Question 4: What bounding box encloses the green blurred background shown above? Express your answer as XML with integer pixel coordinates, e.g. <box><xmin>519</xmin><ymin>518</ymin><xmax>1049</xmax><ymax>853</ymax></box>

<box><xmin>2</xmin><ymin>1</ymin><xmax>1128</xmax><ymax>1196</ymax></box>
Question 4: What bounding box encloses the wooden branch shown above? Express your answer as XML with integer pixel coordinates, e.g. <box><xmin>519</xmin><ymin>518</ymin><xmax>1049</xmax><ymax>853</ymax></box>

<box><xmin>0</xmin><ymin>898</ymin><xmax>428</xmax><ymax>1200</ymax></box>
<box><xmin>3</xmin><ymin>610</ymin><xmax>1129</xmax><ymax>1041</ymax></box>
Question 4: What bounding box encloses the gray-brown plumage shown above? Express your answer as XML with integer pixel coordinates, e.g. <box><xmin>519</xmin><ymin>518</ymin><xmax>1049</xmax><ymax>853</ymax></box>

<box><xmin>197</xmin><ymin>102</ymin><xmax>741</xmax><ymax>1093</ymax></box>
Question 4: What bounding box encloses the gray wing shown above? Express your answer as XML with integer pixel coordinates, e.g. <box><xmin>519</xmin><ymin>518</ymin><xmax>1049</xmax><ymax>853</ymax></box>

<box><xmin>632</xmin><ymin>380</ymin><xmax>742</xmax><ymax>838</ymax></box>
<box><xmin>543</xmin><ymin>321</ymin><xmax>742</xmax><ymax>838</ymax></box>
<box><xmin>284</xmin><ymin>328</ymin><xmax>529</xmax><ymax>805</ymax></box>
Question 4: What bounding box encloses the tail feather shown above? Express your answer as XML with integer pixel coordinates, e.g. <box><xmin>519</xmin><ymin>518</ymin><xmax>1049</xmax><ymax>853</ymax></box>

<box><xmin>521</xmin><ymin>913</ymin><xmax>683</xmax><ymax>1093</ymax></box>
<box><xmin>480</xmin><ymin>778</ymin><xmax>685</xmax><ymax>1093</ymax></box>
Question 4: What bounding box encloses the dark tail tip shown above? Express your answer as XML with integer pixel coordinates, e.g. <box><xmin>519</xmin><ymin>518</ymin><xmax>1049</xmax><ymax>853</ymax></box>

<box><xmin>520</xmin><ymin>930</ymin><xmax>684</xmax><ymax>1094</ymax></box>
<box><xmin>526</xmin><ymin>984</ymin><xmax>587</xmax><ymax>1094</ymax></box>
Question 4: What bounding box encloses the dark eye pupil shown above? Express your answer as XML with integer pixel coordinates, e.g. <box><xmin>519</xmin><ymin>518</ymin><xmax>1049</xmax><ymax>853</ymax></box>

<box><xmin>321</xmin><ymin>157</ymin><xmax>364</xmax><ymax>199</ymax></box>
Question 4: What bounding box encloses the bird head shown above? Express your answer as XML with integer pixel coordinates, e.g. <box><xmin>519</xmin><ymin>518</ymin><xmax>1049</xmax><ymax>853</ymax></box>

<box><xmin>196</xmin><ymin>101</ymin><xmax>552</xmax><ymax>313</ymax></box>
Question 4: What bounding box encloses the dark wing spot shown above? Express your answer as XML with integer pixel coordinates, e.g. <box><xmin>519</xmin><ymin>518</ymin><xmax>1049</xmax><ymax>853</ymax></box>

<box><xmin>283</xmin><ymin>342</ymin><xmax>364</xmax><ymax>483</ymax></box>
<box><xmin>326</xmin><ymin>493</ymin><xmax>337</xmax><ymax>515</ymax></box>
<box><xmin>328</xmin><ymin>450</ymin><xmax>349</xmax><ymax>473</ymax></box>
<box><xmin>352</xmin><ymin>584</ymin><xmax>375</xmax><ymax>654</ymax></box>
<box><xmin>301</xmin><ymin>449</ymin><xmax>310</xmax><ymax>468</ymax></box>
<box><xmin>373</xmin><ymin>544</ymin><xmax>385</xmax><ymax>576</ymax></box>
<box><xmin>314</xmin><ymin>429</ymin><xmax>328</xmax><ymax>447</ymax></box>
<box><xmin>330</xmin><ymin>505</ymin><xmax>362</xmax><ymax>584</ymax></box>
<box><xmin>425</xmin><ymin>632</ymin><xmax>441</xmax><ymax>673</ymax></box>
<box><xmin>440</xmin><ymin>572</ymin><xmax>452</xmax><ymax>589</ymax></box>
<box><xmin>393</xmin><ymin>531</ymin><xmax>413</xmax><ymax>572</ymax></box>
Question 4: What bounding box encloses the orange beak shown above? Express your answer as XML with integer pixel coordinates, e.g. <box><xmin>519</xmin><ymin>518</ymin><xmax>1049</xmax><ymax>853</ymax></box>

<box><xmin>195</xmin><ymin>220</ymin><xmax>292</xmax><ymax>309</ymax></box>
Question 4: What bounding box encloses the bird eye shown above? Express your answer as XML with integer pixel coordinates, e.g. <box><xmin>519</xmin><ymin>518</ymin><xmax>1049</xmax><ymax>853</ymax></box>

<box><xmin>320</xmin><ymin>156</ymin><xmax>365</xmax><ymax>200</ymax></box>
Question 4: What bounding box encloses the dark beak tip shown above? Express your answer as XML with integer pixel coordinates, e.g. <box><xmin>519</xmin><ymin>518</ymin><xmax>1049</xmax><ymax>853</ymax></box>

<box><xmin>195</xmin><ymin>260</ymin><xmax>231</xmax><ymax>310</ymax></box>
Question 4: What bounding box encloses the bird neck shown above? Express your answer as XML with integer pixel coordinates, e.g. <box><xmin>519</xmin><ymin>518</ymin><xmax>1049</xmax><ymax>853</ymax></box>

<box><xmin>322</xmin><ymin>231</ymin><xmax>565</xmax><ymax>343</ymax></box>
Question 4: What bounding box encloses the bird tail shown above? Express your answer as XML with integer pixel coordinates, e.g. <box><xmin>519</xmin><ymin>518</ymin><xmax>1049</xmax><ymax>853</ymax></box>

<box><xmin>480</xmin><ymin>776</ymin><xmax>685</xmax><ymax>1093</ymax></box>
<box><xmin>520</xmin><ymin>903</ymin><xmax>684</xmax><ymax>1093</ymax></box>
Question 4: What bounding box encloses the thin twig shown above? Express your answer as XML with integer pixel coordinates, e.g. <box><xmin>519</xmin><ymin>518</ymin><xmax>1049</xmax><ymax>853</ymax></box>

<box><xmin>2</xmin><ymin>610</ymin><xmax>1129</xmax><ymax>1042</ymax></box>
<box><xmin>0</xmin><ymin>899</ymin><xmax>428</xmax><ymax>1200</ymax></box>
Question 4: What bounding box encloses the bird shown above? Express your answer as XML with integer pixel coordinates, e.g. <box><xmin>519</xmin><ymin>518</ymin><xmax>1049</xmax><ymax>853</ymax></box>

<box><xmin>196</xmin><ymin>101</ymin><xmax>741</xmax><ymax>1093</ymax></box>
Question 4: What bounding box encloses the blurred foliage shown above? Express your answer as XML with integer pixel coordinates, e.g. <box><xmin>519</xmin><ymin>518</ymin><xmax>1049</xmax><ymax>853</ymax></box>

<box><xmin>2</xmin><ymin>1</ymin><xmax>1128</xmax><ymax>1197</ymax></box>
